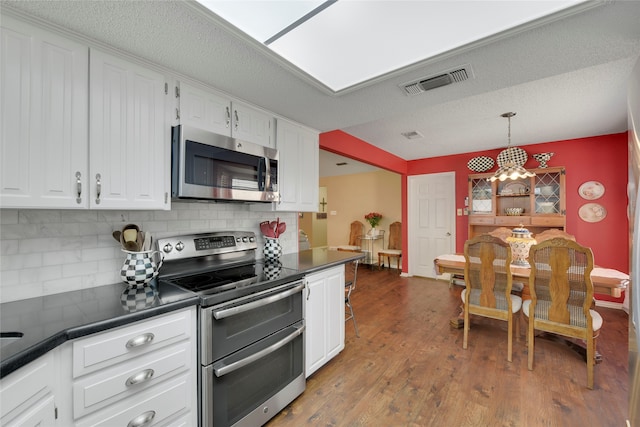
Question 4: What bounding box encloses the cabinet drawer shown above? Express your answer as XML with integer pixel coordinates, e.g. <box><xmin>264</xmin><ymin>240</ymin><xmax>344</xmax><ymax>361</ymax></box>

<box><xmin>75</xmin><ymin>374</ymin><xmax>192</xmax><ymax>427</ymax></box>
<box><xmin>73</xmin><ymin>341</ymin><xmax>191</xmax><ymax>419</ymax></box>
<box><xmin>495</xmin><ymin>216</ymin><xmax>530</xmax><ymax>226</ymax></box>
<box><xmin>468</xmin><ymin>215</ymin><xmax>494</xmax><ymax>225</ymax></box>
<box><xmin>531</xmin><ymin>216</ymin><xmax>565</xmax><ymax>226</ymax></box>
<box><xmin>0</xmin><ymin>352</ymin><xmax>54</xmax><ymax>418</ymax></box>
<box><xmin>73</xmin><ymin>309</ymin><xmax>194</xmax><ymax>378</ymax></box>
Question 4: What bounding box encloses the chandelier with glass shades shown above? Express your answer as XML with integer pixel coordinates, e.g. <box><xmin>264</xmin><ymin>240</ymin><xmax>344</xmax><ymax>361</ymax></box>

<box><xmin>488</xmin><ymin>112</ymin><xmax>536</xmax><ymax>182</ymax></box>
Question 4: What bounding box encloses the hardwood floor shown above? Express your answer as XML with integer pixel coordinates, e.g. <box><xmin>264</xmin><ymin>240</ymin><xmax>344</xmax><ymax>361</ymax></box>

<box><xmin>267</xmin><ymin>266</ymin><xmax>629</xmax><ymax>426</ymax></box>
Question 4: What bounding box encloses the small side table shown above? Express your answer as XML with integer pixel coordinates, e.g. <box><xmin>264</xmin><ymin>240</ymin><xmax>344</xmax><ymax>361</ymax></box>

<box><xmin>357</xmin><ymin>232</ymin><xmax>384</xmax><ymax>268</ymax></box>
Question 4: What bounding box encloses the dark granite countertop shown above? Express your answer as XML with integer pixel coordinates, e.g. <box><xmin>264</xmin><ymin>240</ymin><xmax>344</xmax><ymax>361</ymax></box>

<box><xmin>0</xmin><ymin>248</ymin><xmax>363</xmax><ymax>378</ymax></box>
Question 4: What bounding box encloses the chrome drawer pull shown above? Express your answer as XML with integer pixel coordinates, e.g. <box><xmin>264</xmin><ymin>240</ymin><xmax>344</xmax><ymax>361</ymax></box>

<box><xmin>125</xmin><ymin>368</ymin><xmax>155</xmax><ymax>386</ymax></box>
<box><xmin>125</xmin><ymin>332</ymin><xmax>155</xmax><ymax>349</ymax></box>
<box><xmin>127</xmin><ymin>410</ymin><xmax>155</xmax><ymax>427</ymax></box>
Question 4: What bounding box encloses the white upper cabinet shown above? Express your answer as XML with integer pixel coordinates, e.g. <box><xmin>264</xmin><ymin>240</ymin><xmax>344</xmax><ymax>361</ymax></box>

<box><xmin>0</xmin><ymin>16</ymin><xmax>88</xmax><ymax>208</ymax></box>
<box><xmin>177</xmin><ymin>81</ymin><xmax>274</xmax><ymax>147</ymax></box>
<box><xmin>89</xmin><ymin>50</ymin><xmax>168</xmax><ymax>209</ymax></box>
<box><xmin>0</xmin><ymin>16</ymin><xmax>170</xmax><ymax>210</ymax></box>
<box><xmin>274</xmin><ymin>118</ymin><xmax>319</xmax><ymax>212</ymax></box>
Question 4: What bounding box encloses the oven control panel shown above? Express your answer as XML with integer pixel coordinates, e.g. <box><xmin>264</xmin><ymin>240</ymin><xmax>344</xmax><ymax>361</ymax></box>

<box><xmin>156</xmin><ymin>231</ymin><xmax>257</xmax><ymax>261</ymax></box>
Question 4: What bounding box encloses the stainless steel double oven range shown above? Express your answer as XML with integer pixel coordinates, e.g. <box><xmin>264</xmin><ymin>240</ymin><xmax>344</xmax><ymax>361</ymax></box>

<box><xmin>157</xmin><ymin>231</ymin><xmax>305</xmax><ymax>427</ymax></box>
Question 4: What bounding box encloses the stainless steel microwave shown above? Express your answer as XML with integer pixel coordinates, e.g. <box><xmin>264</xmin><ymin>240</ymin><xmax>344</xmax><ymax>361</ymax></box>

<box><xmin>171</xmin><ymin>125</ymin><xmax>279</xmax><ymax>203</ymax></box>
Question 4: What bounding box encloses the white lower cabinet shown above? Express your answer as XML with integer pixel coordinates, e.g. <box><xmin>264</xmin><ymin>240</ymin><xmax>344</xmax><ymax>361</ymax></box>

<box><xmin>0</xmin><ymin>351</ymin><xmax>57</xmax><ymax>426</ymax></box>
<box><xmin>70</xmin><ymin>308</ymin><xmax>198</xmax><ymax>426</ymax></box>
<box><xmin>0</xmin><ymin>307</ymin><xmax>198</xmax><ymax>426</ymax></box>
<box><xmin>304</xmin><ymin>265</ymin><xmax>345</xmax><ymax>377</ymax></box>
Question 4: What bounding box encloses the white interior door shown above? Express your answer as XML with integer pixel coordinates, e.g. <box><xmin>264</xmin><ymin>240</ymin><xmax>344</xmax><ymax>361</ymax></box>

<box><xmin>408</xmin><ymin>172</ymin><xmax>456</xmax><ymax>278</ymax></box>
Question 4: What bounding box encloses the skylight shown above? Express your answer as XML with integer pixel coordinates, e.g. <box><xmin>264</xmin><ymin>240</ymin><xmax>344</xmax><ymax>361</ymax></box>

<box><xmin>196</xmin><ymin>0</ymin><xmax>589</xmax><ymax>93</ymax></box>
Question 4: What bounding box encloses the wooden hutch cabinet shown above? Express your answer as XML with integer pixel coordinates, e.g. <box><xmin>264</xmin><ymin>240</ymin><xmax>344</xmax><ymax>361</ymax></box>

<box><xmin>468</xmin><ymin>166</ymin><xmax>566</xmax><ymax>238</ymax></box>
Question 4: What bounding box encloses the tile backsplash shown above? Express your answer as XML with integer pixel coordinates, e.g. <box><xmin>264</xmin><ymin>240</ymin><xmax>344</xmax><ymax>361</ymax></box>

<box><xmin>0</xmin><ymin>203</ymin><xmax>297</xmax><ymax>303</ymax></box>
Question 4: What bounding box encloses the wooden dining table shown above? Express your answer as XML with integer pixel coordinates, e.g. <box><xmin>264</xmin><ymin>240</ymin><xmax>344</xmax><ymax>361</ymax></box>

<box><xmin>434</xmin><ymin>254</ymin><xmax>629</xmax><ymax>299</ymax></box>
<box><xmin>435</xmin><ymin>254</ymin><xmax>629</xmax><ymax>363</ymax></box>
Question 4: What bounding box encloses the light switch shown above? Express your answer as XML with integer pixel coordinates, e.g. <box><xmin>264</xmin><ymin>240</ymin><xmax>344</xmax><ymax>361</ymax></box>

<box><xmin>330</xmin><ymin>211</ymin><xmax>337</xmax><ymax>215</ymax></box>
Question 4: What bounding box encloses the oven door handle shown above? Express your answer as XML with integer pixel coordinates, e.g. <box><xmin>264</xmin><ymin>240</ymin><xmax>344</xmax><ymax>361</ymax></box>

<box><xmin>212</xmin><ymin>282</ymin><xmax>305</xmax><ymax>319</ymax></box>
<box><xmin>213</xmin><ymin>323</ymin><xmax>304</xmax><ymax>377</ymax></box>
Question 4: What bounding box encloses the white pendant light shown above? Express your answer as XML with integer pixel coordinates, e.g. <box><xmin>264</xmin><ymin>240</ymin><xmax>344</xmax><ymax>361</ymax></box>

<box><xmin>488</xmin><ymin>112</ymin><xmax>536</xmax><ymax>182</ymax></box>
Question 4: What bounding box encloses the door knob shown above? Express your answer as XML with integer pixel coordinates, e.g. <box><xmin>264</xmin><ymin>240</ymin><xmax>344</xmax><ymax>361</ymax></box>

<box><xmin>446</xmin><ymin>232</ymin><xmax>451</xmax><ymax>236</ymax></box>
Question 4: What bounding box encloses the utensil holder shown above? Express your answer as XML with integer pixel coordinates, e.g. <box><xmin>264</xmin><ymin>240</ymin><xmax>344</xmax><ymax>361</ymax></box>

<box><xmin>264</xmin><ymin>238</ymin><xmax>282</xmax><ymax>260</ymax></box>
<box><xmin>120</xmin><ymin>250</ymin><xmax>163</xmax><ymax>286</ymax></box>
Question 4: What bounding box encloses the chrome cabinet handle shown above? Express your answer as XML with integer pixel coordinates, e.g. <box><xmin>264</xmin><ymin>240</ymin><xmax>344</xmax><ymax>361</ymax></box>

<box><xmin>125</xmin><ymin>332</ymin><xmax>155</xmax><ymax>349</ymax></box>
<box><xmin>125</xmin><ymin>368</ymin><xmax>155</xmax><ymax>386</ymax></box>
<box><xmin>127</xmin><ymin>410</ymin><xmax>156</xmax><ymax>427</ymax></box>
<box><xmin>225</xmin><ymin>106</ymin><xmax>230</xmax><ymax>128</ymax></box>
<box><xmin>95</xmin><ymin>173</ymin><xmax>101</xmax><ymax>204</ymax></box>
<box><xmin>234</xmin><ymin>109</ymin><xmax>239</xmax><ymax>131</ymax></box>
<box><xmin>75</xmin><ymin>172</ymin><xmax>82</xmax><ymax>204</ymax></box>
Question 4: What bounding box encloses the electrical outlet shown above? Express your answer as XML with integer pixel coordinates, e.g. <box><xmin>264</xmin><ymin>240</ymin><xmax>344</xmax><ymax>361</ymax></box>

<box><xmin>457</xmin><ymin>209</ymin><xmax>463</xmax><ymax>216</ymax></box>
<box><xmin>330</xmin><ymin>211</ymin><xmax>337</xmax><ymax>215</ymax></box>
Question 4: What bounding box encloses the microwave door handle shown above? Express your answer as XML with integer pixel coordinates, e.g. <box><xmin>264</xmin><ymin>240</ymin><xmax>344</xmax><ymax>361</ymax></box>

<box><xmin>264</xmin><ymin>157</ymin><xmax>271</xmax><ymax>190</ymax></box>
<box><xmin>256</xmin><ymin>157</ymin><xmax>265</xmax><ymax>191</ymax></box>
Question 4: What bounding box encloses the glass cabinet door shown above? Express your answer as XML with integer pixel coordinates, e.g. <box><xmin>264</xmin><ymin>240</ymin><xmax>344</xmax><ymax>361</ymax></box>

<box><xmin>470</xmin><ymin>177</ymin><xmax>493</xmax><ymax>214</ymax></box>
<box><xmin>534</xmin><ymin>169</ymin><xmax>563</xmax><ymax>214</ymax></box>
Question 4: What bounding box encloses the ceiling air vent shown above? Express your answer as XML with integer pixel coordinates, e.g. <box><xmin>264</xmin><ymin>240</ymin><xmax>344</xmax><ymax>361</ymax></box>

<box><xmin>401</xmin><ymin>65</ymin><xmax>472</xmax><ymax>96</ymax></box>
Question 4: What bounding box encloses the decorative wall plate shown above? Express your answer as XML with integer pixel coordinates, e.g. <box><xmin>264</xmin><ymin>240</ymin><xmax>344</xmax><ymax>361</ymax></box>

<box><xmin>467</xmin><ymin>156</ymin><xmax>494</xmax><ymax>172</ymax></box>
<box><xmin>579</xmin><ymin>203</ymin><xmax>607</xmax><ymax>223</ymax></box>
<box><xmin>496</xmin><ymin>147</ymin><xmax>528</xmax><ymax>167</ymax></box>
<box><xmin>578</xmin><ymin>181</ymin><xmax>605</xmax><ymax>200</ymax></box>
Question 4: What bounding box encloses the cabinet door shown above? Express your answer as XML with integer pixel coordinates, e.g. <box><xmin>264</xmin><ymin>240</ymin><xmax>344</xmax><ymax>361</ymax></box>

<box><xmin>179</xmin><ymin>82</ymin><xmax>231</xmax><ymax>135</ymax></box>
<box><xmin>304</xmin><ymin>265</ymin><xmax>345</xmax><ymax>377</ymax></box>
<box><xmin>0</xmin><ymin>351</ymin><xmax>56</xmax><ymax>425</ymax></box>
<box><xmin>0</xmin><ymin>16</ymin><xmax>88</xmax><ymax>208</ymax></box>
<box><xmin>274</xmin><ymin>118</ymin><xmax>319</xmax><ymax>212</ymax></box>
<box><xmin>304</xmin><ymin>272</ymin><xmax>328</xmax><ymax>377</ymax></box>
<box><xmin>177</xmin><ymin>82</ymin><xmax>274</xmax><ymax>147</ymax></box>
<box><xmin>324</xmin><ymin>266</ymin><xmax>346</xmax><ymax>360</ymax></box>
<box><xmin>90</xmin><ymin>49</ymin><xmax>168</xmax><ymax>209</ymax></box>
<box><xmin>232</xmin><ymin>101</ymin><xmax>274</xmax><ymax>148</ymax></box>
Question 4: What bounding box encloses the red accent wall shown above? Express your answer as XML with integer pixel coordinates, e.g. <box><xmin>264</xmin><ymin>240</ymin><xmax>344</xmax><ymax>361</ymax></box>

<box><xmin>320</xmin><ymin>130</ymin><xmax>629</xmax><ymax>299</ymax></box>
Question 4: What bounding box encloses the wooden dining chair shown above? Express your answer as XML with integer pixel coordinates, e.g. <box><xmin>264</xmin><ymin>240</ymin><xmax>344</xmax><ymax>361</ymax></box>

<box><xmin>378</xmin><ymin>221</ymin><xmax>402</xmax><ymax>271</ymax></box>
<box><xmin>524</xmin><ymin>237</ymin><xmax>602</xmax><ymax>389</ymax></box>
<box><xmin>337</xmin><ymin>221</ymin><xmax>364</xmax><ymax>252</ymax></box>
<box><xmin>463</xmin><ymin>234</ymin><xmax>522</xmax><ymax>362</ymax></box>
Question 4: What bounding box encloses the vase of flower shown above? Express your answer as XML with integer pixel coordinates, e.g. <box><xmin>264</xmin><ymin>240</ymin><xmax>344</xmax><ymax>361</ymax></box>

<box><xmin>365</xmin><ymin>212</ymin><xmax>383</xmax><ymax>235</ymax></box>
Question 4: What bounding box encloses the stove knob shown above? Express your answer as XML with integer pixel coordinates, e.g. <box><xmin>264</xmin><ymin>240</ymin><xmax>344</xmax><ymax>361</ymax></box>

<box><xmin>175</xmin><ymin>241</ymin><xmax>184</xmax><ymax>251</ymax></box>
<box><xmin>236</xmin><ymin>237</ymin><xmax>242</xmax><ymax>243</ymax></box>
<box><xmin>242</xmin><ymin>237</ymin><xmax>248</xmax><ymax>243</ymax></box>
<box><xmin>163</xmin><ymin>243</ymin><xmax>173</xmax><ymax>253</ymax></box>
<box><xmin>249</xmin><ymin>236</ymin><xmax>255</xmax><ymax>242</ymax></box>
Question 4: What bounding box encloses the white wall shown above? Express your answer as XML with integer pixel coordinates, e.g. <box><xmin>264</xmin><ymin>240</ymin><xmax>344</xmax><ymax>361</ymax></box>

<box><xmin>0</xmin><ymin>203</ymin><xmax>297</xmax><ymax>303</ymax></box>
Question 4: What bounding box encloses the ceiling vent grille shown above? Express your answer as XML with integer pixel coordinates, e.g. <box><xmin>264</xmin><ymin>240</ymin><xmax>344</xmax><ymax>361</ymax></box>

<box><xmin>402</xmin><ymin>65</ymin><xmax>472</xmax><ymax>96</ymax></box>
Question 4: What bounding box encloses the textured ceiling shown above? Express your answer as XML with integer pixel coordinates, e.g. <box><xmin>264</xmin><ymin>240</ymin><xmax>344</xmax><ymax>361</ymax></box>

<box><xmin>3</xmin><ymin>0</ymin><xmax>640</xmax><ymax>176</ymax></box>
